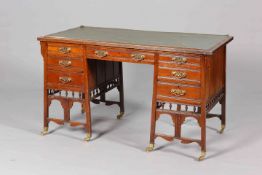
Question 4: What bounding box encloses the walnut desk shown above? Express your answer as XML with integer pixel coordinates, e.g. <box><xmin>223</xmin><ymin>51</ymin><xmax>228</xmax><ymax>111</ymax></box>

<box><xmin>37</xmin><ymin>26</ymin><xmax>233</xmax><ymax>160</ymax></box>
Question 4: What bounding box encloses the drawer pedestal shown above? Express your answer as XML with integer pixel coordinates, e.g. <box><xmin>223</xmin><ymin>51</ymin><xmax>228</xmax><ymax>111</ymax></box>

<box><xmin>40</xmin><ymin>42</ymin><xmax>125</xmax><ymax>141</ymax></box>
<box><xmin>146</xmin><ymin>48</ymin><xmax>227</xmax><ymax>161</ymax></box>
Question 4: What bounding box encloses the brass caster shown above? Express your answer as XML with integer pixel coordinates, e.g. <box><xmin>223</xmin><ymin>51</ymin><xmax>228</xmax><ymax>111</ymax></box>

<box><xmin>117</xmin><ymin>112</ymin><xmax>124</xmax><ymax>120</ymax></box>
<box><xmin>218</xmin><ymin>124</ymin><xmax>225</xmax><ymax>134</ymax></box>
<box><xmin>145</xmin><ymin>144</ymin><xmax>154</xmax><ymax>152</ymax></box>
<box><xmin>198</xmin><ymin>151</ymin><xmax>206</xmax><ymax>161</ymax></box>
<box><xmin>84</xmin><ymin>133</ymin><xmax>91</xmax><ymax>142</ymax></box>
<box><xmin>41</xmin><ymin>127</ymin><xmax>48</xmax><ymax>136</ymax></box>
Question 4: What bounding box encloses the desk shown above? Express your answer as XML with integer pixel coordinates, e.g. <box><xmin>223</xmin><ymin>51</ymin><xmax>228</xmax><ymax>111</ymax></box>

<box><xmin>38</xmin><ymin>26</ymin><xmax>233</xmax><ymax>160</ymax></box>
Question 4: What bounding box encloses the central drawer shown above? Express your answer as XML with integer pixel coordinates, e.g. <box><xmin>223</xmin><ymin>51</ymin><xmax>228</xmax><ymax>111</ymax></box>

<box><xmin>86</xmin><ymin>47</ymin><xmax>155</xmax><ymax>64</ymax></box>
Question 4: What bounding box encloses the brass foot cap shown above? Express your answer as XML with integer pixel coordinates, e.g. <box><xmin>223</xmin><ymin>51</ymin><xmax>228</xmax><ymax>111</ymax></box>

<box><xmin>198</xmin><ymin>151</ymin><xmax>206</xmax><ymax>161</ymax></box>
<box><xmin>218</xmin><ymin>124</ymin><xmax>225</xmax><ymax>134</ymax></box>
<box><xmin>117</xmin><ymin>112</ymin><xmax>124</xmax><ymax>120</ymax></box>
<box><xmin>41</xmin><ymin>127</ymin><xmax>48</xmax><ymax>136</ymax></box>
<box><xmin>84</xmin><ymin>134</ymin><xmax>91</xmax><ymax>142</ymax></box>
<box><xmin>145</xmin><ymin>144</ymin><xmax>154</xmax><ymax>152</ymax></box>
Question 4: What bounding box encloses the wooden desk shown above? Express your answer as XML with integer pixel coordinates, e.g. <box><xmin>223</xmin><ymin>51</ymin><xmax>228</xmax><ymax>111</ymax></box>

<box><xmin>38</xmin><ymin>26</ymin><xmax>233</xmax><ymax>160</ymax></box>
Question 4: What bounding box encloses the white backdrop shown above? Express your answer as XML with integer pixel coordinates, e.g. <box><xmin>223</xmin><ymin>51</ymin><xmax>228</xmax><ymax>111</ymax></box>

<box><xmin>0</xmin><ymin>0</ymin><xmax>262</xmax><ymax>175</ymax></box>
<box><xmin>1</xmin><ymin>0</ymin><xmax>261</xmax><ymax>91</ymax></box>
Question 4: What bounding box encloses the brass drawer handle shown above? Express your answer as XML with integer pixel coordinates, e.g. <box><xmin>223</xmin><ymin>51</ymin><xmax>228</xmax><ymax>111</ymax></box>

<box><xmin>171</xmin><ymin>71</ymin><xmax>187</xmax><ymax>79</ymax></box>
<box><xmin>59</xmin><ymin>47</ymin><xmax>71</xmax><ymax>54</ymax></box>
<box><xmin>131</xmin><ymin>53</ymin><xmax>145</xmax><ymax>61</ymax></box>
<box><xmin>95</xmin><ymin>50</ymin><xmax>108</xmax><ymax>57</ymax></box>
<box><xmin>59</xmin><ymin>60</ymin><xmax>72</xmax><ymax>67</ymax></box>
<box><xmin>170</xmin><ymin>89</ymin><xmax>186</xmax><ymax>96</ymax></box>
<box><xmin>171</xmin><ymin>56</ymin><xmax>187</xmax><ymax>64</ymax></box>
<box><xmin>59</xmin><ymin>76</ymin><xmax>72</xmax><ymax>84</ymax></box>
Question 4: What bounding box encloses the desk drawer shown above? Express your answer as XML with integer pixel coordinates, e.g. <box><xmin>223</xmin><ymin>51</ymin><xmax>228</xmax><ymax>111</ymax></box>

<box><xmin>157</xmin><ymin>82</ymin><xmax>200</xmax><ymax>101</ymax></box>
<box><xmin>47</xmin><ymin>57</ymin><xmax>83</xmax><ymax>72</ymax></box>
<box><xmin>158</xmin><ymin>67</ymin><xmax>200</xmax><ymax>85</ymax></box>
<box><xmin>86</xmin><ymin>47</ymin><xmax>154</xmax><ymax>64</ymax></box>
<box><xmin>159</xmin><ymin>53</ymin><xmax>200</xmax><ymax>70</ymax></box>
<box><xmin>48</xmin><ymin>43</ymin><xmax>83</xmax><ymax>58</ymax></box>
<box><xmin>47</xmin><ymin>70</ymin><xmax>84</xmax><ymax>89</ymax></box>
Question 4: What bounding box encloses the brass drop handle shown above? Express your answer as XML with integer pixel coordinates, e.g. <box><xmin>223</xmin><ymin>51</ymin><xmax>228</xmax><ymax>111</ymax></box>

<box><xmin>131</xmin><ymin>53</ymin><xmax>145</xmax><ymax>61</ymax></box>
<box><xmin>95</xmin><ymin>50</ymin><xmax>108</xmax><ymax>58</ymax></box>
<box><xmin>171</xmin><ymin>71</ymin><xmax>187</xmax><ymax>79</ymax></box>
<box><xmin>59</xmin><ymin>60</ymin><xmax>72</xmax><ymax>67</ymax></box>
<box><xmin>59</xmin><ymin>76</ymin><xmax>72</xmax><ymax>84</ymax></box>
<box><xmin>172</xmin><ymin>56</ymin><xmax>187</xmax><ymax>64</ymax></box>
<box><xmin>170</xmin><ymin>89</ymin><xmax>186</xmax><ymax>96</ymax></box>
<box><xmin>59</xmin><ymin>47</ymin><xmax>71</xmax><ymax>54</ymax></box>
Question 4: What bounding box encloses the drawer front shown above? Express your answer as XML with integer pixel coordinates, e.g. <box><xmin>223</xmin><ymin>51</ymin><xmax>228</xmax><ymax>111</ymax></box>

<box><xmin>159</xmin><ymin>53</ymin><xmax>200</xmax><ymax>70</ymax></box>
<box><xmin>86</xmin><ymin>47</ymin><xmax>154</xmax><ymax>64</ymax></box>
<box><xmin>48</xmin><ymin>43</ymin><xmax>83</xmax><ymax>58</ymax></box>
<box><xmin>158</xmin><ymin>67</ymin><xmax>200</xmax><ymax>85</ymax></box>
<box><xmin>47</xmin><ymin>70</ymin><xmax>84</xmax><ymax>89</ymax></box>
<box><xmin>157</xmin><ymin>82</ymin><xmax>201</xmax><ymax>101</ymax></box>
<box><xmin>47</xmin><ymin>57</ymin><xmax>83</xmax><ymax>72</ymax></box>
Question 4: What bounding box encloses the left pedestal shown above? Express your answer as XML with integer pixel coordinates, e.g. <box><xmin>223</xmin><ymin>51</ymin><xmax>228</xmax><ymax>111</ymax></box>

<box><xmin>40</xmin><ymin>41</ymin><xmax>92</xmax><ymax>141</ymax></box>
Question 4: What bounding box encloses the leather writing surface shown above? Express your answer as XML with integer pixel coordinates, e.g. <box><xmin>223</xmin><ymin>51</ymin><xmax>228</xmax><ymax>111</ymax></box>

<box><xmin>46</xmin><ymin>26</ymin><xmax>232</xmax><ymax>52</ymax></box>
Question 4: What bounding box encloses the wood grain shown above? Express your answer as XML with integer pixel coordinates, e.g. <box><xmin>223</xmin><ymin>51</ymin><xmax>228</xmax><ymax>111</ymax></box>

<box><xmin>38</xmin><ymin>27</ymin><xmax>232</xmax><ymax>159</ymax></box>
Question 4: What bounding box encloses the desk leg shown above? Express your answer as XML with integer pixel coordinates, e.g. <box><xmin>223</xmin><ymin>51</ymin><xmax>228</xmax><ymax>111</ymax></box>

<box><xmin>41</xmin><ymin>42</ymin><xmax>49</xmax><ymax>136</ymax></box>
<box><xmin>219</xmin><ymin>96</ymin><xmax>226</xmax><ymax>134</ymax></box>
<box><xmin>117</xmin><ymin>62</ymin><xmax>125</xmax><ymax>119</ymax></box>
<box><xmin>41</xmin><ymin>89</ymin><xmax>49</xmax><ymax>136</ymax></box>
<box><xmin>219</xmin><ymin>47</ymin><xmax>226</xmax><ymax>134</ymax></box>
<box><xmin>198</xmin><ymin>105</ymin><xmax>207</xmax><ymax>161</ymax></box>
<box><xmin>84</xmin><ymin>98</ymin><xmax>92</xmax><ymax>141</ymax></box>
<box><xmin>84</xmin><ymin>57</ymin><xmax>92</xmax><ymax>141</ymax></box>
<box><xmin>146</xmin><ymin>54</ymin><xmax>159</xmax><ymax>152</ymax></box>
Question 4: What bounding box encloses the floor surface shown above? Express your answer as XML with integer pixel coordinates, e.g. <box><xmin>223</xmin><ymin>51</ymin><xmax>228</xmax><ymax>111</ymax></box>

<box><xmin>0</xmin><ymin>63</ymin><xmax>261</xmax><ymax>175</ymax></box>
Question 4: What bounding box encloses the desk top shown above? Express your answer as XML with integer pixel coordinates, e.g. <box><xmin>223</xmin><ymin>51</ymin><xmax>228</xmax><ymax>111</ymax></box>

<box><xmin>38</xmin><ymin>26</ymin><xmax>233</xmax><ymax>55</ymax></box>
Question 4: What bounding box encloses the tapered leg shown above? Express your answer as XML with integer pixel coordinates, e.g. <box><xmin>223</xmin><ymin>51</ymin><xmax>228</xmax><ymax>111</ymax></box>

<box><xmin>117</xmin><ymin>62</ymin><xmax>125</xmax><ymax>119</ymax></box>
<box><xmin>199</xmin><ymin>106</ymin><xmax>207</xmax><ymax>161</ymax></box>
<box><xmin>41</xmin><ymin>89</ymin><xmax>49</xmax><ymax>135</ymax></box>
